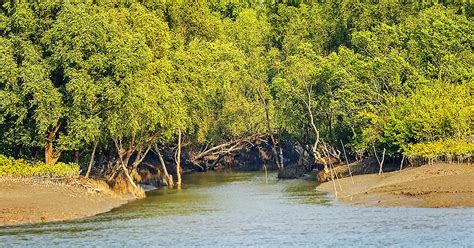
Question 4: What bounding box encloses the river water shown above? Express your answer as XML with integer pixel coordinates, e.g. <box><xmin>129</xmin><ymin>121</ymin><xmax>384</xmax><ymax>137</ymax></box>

<box><xmin>1</xmin><ymin>172</ymin><xmax>473</xmax><ymax>247</ymax></box>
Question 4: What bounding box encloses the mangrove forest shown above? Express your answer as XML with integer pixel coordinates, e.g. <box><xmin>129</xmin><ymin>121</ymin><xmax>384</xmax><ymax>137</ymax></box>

<box><xmin>0</xmin><ymin>0</ymin><xmax>473</xmax><ymax>193</ymax></box>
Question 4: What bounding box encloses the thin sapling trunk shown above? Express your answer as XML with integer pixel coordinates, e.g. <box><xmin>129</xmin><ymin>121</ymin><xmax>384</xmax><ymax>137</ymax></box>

<box><xmin>85</xmin><ymin>141</ymin><xmax>98</xmax><ymax>178</ymax></box>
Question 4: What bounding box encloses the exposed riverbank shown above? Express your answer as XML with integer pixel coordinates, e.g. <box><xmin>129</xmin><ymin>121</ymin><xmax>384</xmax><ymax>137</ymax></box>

<box><xmin>0</xmin><ymin>177</ymin><xmax>134</xmax><ymax>226</ymax></box>
<box><xmin>318</xmin><ymin>163</ymin><xmax>474</xmax><ymax>208</ymax></box>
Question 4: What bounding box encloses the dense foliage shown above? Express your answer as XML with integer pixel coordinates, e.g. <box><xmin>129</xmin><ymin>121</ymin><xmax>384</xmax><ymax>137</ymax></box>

<box><xmin>1</xmin><ymin>1</ymin><xmax>472</xmax><ymax>177</ymax></box>
<box><xmin>0</xmin><ymin>155</ymin><xmax>79</xmax><ymax>177</ymax></box>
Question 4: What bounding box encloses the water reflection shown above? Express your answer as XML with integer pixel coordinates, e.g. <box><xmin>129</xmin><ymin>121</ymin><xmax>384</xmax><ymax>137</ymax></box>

<box><xmin>283</xmin><ymin>180</ymin><xmax>331</xmax><ymax>205</ymax></box>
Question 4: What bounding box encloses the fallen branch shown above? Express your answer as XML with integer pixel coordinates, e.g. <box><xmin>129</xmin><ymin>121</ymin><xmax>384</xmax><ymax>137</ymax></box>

<box><xmin>192</xmin><ymin>135</ymin><xmax>265</xmax><ymax>163</ymax></box>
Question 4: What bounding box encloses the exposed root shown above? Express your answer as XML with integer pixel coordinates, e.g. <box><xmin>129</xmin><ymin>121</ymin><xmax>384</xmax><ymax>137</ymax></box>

<box><xmin>108</xmin><ymin>173</ymin><xmax>145</xmax><ymax>199</ymax></box>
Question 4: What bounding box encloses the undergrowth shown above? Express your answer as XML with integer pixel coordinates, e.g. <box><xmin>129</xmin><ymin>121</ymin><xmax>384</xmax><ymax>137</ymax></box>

<box><xmin>0</xmin><ymin>155</ymin><xmax>80</xmax><ymax>178</ymax></box>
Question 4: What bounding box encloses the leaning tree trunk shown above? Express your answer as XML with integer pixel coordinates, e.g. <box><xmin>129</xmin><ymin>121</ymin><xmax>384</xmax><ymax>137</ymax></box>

<box><xmin>120</xmin><ymin>159</ymin><xmax>138</xmax><ymax>189</ymax></box>
<box><xmin>378</xmin><ymin>148</ymin><xmax>386</xmax><ymax>175</ymax></box>
<box><xmin>112</xmin><ymin>138</ymin><xmax>139</xmax><ymax>190</ymax></box>
<box><xmin>305</xmin><ymin>92</ymin><xmax>324</xmax><ymax>172</ymax></box>
<box><xmin>399</xmin><ymin>154</ymin><xmax>405</xmax><ymax>171</ymax></box>
<box><xmin>155</xmin><ymin>144</ymin><xmax>174</xmax><ymax>187</ymax></box>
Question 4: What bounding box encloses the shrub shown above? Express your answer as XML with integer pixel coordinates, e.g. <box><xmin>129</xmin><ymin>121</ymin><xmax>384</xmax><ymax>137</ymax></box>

<box><xmin>405</xmin><ymin>139</ymin><xmax>474</xmax><ymax>164</ymax></box>
<box><xmin>0</xmin><ymin>155</ymin><xmax>80</xmax><ymax>178</ymax></box>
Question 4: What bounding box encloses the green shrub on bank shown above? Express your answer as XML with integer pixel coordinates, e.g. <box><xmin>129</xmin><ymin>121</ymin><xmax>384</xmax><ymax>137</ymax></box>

<box><xmin>405</xmin><ymin>139</ymin><xmax>474</xmax><ymax>163</ymax></box>
<box><xmin>0</xmin><ymin>155</ymin><xmax>80</xmax><ymax>178</ymax></box>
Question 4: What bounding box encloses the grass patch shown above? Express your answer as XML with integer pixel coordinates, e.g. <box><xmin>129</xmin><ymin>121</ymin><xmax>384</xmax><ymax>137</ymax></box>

<box><xmin>0</xmin><ymin>155</ymin><xmax>80</xmax><ymax>178</ymax></box>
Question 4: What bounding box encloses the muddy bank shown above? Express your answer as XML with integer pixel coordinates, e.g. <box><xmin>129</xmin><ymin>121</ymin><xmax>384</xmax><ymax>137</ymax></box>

<box><xmin>0</xmin><ymin>177</ymin><xmax>134</xmax><ymax>226</ymax></box>
<box><xmin>317</xmin><ymin>163</ymin><xmax>474</xmax><ymax>208</ymax></box>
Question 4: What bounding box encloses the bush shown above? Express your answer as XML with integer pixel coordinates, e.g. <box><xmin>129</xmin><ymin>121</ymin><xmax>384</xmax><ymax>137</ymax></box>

<box><xmin>0</xmin><ymin>155</ymin><xmax>80</xmax><ymax>178</ymax></box>
<box><xmin>405</xmin><ymin>139</ymin><xmax>474</xmax><ymax>163</ymax></box>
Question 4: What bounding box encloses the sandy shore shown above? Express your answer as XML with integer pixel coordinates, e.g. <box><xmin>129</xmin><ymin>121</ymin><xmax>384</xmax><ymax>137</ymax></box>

<box><xmin>318</xmin><ymin>163</ymin><xmax>474</xmax><ymax>208</ymax></box>
<box><xmin>0</xmin><ymin>177</ymin><xmax>134</xmax><ymax>226</ymax></box>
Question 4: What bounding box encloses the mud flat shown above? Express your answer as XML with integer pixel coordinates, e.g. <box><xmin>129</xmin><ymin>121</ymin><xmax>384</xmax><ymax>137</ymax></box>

<box><xmin>0</xmin><ymin>177</ymin><xmax>134</xmax><ymax>226</ymax></box>
<box><xmin>318</xmin><ymin>163</ymin><xmax>474</xmax><ymax>208</ymax></box>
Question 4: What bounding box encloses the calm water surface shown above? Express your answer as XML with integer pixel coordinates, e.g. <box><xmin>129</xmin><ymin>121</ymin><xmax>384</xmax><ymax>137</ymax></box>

<box><xmin>1</xmin><ymin>172</ymin><xmax>473</xmax><ymax>247</ymax></box>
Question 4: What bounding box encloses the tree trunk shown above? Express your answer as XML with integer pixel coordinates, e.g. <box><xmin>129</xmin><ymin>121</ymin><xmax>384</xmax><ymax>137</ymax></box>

<box><xmin>278</xmin><ymin>142</ymin><xmax>284</xmax><ymax>169</ymax></box>
<box><xmin>304</xmin><ymin>89</ymin><xmax>322</xmax><ymax>171</ymax></box>
<box><xmin>269</xmin><ymin>135</ymin><xmax>281</xmax><ymax>169</ymax></box>
<box><xmin>131</xmin><ymin>144</ymin><xmax>153</xmax><ymax>172</ymax></box>
<box><xmin>256</xmin><ymin>88</ymin><xmax>281</xmax><ymax>170</ymax></box>
<box><xmin>34</xmin><ymin>148</ymin><xmax>39</xmax><ymax>163</ymax></box>
<box><xmin>155</xmin><ymin>145</ymin><xmax>174</xmax><ymax>187</ymax></box>
<box><xmin>112</xmin><ymin>138</ymin><xmax>138</xmax><ymax>189</ymax></box>
<box><xmin>372</xmin><ymin>142</ymin><xmax>381</xmax><ymax>166</ymax></box>
<box><xmin>45</xmin><ymin>140</ymin><xmax>60</xmax><ymax>165</ymax></box>
<box><xmin>176</xmin><ymin>129</ymin><xmax>182</xmax><ymax>187</ymax></box>
<box><xmin>45</xmin><ymin>141</ymin><xmax>54</xmax><ymax>164</ymax></box>
<box><xmin>85</xmin><ymin>142</ymin><xmax>98</xmax><ymax>178</ymax></box>
<box><xmin>45</xmin><ymin>122</ymin><xmax>62</xmax><ymax>165</ymax></box>
<box><xmin>263</xmin><ymin>163</ymin><xmax>268</xmax><ymax>183</ymax></box>
<box><xmin>120</xmin><ymin>159</ymin><xmax>138</xmax><ymax>189</ymax></box>
<box><xmin>399</xmin><ymin>154</ymin><xmax>405</xmax><ymax>171</ymax></box>
<box><xmin>378</xmin><ymin>148</ymin><xmax>386</xmax><ymax>175</ymax></box>
<box><xmin>74</xmin><ymin>150</ymin><xmax>80</xmax><ymax>164</ymax></box>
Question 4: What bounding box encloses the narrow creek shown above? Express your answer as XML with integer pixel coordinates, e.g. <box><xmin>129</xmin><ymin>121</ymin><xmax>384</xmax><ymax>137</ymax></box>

<box><xmin>1</xmin><ymin>171</ymin><xmax>473</xmax><ymax>247</ymax></box>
